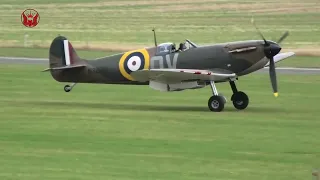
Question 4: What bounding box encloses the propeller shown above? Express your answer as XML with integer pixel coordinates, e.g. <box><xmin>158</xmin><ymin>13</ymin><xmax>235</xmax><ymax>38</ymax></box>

<box><xmin>251</xmin><ymin>18</ymin><xmax>289</xmax><ymax>97</ymax></box>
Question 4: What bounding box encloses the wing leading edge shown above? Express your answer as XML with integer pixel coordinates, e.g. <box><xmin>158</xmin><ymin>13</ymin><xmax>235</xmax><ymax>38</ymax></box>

<box><xmin>264</xmin><ymin>52</ymin><xmax>295</xmax><ymax>67</ymax></box>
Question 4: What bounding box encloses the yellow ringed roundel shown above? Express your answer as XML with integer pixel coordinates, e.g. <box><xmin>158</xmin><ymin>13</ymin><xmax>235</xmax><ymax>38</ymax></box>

<box><xmin>119</xmin><ymin>49</ymin><xmax>150</xmax><ymax>81</ymax></box>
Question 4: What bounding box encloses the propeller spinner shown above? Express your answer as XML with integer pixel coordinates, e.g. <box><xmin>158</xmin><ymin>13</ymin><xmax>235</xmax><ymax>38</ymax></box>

<box><xmin>251</xmin><ymin>18</ymin><xmax>289</xmax><ymax>97</ymax></box>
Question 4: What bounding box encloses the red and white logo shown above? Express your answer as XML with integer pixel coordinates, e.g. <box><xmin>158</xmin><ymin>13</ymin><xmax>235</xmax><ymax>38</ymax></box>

<box><xmin>21</xmin><ymin>9</ymin><xmax>40</xmax><ymax>28</ymax></box>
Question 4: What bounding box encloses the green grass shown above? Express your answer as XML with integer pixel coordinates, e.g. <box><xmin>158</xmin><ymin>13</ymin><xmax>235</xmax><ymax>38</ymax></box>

<box><xmin>0</xmin><ymin>0</ymin><xmax>319</xmax><ymax>49</ymax></box>
<box><xmin>0</xmin><ymin>64</ymin><xmax>319</xmax><ymax>180</ymax></box>
<box><xmin>1</xmin><ymin>0</ymin><xmax>320</xmax><ymax>179</ymax></box>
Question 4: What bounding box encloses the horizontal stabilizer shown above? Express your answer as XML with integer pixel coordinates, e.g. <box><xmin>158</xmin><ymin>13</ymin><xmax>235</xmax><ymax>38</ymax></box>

<box><xmin>42</xmin><ymin>64</ymin><xmax>86</xmax><ymax>72</ymax></box>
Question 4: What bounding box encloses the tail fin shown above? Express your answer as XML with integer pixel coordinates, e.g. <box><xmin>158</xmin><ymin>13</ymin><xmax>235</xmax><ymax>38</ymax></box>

<box><xmin>43</xmin><ymin>36</ymin><xmax>86</xmax><ymax>71</ymax></box>
<box><xmin>43</xmin><ymin>36</ymin><xmax>88</xmax><ymax>83</ymax></box>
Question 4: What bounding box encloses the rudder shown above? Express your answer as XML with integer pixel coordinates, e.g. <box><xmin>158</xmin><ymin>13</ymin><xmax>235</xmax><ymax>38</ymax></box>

<box><xmin>44</xmin><ymin>36</ymin><xmax>88</xmax><ymax>83</ymax></box>
<box><xmin>49</xmin><ymin>36</ymin><xmax>83</xmax><ymax>68</ymax></box>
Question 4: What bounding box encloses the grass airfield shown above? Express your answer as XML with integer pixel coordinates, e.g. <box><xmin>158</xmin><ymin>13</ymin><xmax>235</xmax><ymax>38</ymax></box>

<box><xmin>1</xmin><ymin>0</ymin><xmax>320</xmax><ymax>52</ymax></box>
<box><xmin>0</xmin><ymin>0</ymin><xmax>320</xmax><ymax>179</ymax></box>
<box><xmin>0</xmin><ymin>64</ymin><xmax>320</xmax><ymax>180</ymax></box>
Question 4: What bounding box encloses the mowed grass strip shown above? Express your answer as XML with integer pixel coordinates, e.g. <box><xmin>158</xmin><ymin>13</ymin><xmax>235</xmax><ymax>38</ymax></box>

<box><xmin>0</xmin><ymin>64</ymin><xmax>319</xmax><ymax>180</ymax></box>
<box><xmin>0</xmin><ymin>0</ymin><xmax>319</xmax><ymax>51</ymax></box>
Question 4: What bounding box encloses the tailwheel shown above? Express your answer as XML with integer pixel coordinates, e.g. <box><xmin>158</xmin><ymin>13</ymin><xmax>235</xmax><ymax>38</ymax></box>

<box><xmin>208</xmin><ymin>95</ymin><xmax>225</xmax><ymax>112</ymax></box>
<box><xmin>231</xmin><ymin>91</ymin><xmax>249</xmax><ymax>110</ymax></box>
<box><xmin>63</xmin><ymin>83</ymin><xmax>77</xmax><ymax>93</ymax></box>
<box><xmin>64</xmin><ymin>85</ymin><xmax>71</xmax><ymax>92</ymax></box>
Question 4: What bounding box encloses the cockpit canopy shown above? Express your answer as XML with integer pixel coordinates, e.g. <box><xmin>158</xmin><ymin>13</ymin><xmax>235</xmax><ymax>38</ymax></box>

<box><xmin>156</xmin><ymin>41</ymin><xmax>191</xmax><ymax>55</ymax></box>
<box><xmin>156</xmin><ymin>42</ymin><xmax>176</xmax><ymax>54</ymax></box>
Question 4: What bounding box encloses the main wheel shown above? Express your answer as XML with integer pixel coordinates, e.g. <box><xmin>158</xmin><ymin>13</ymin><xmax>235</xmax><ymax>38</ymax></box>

<box><xmin>218</xmin><ymin>93</ymin><xmax>227</xmax><ymax>104</ymax></box>
<box><xmin>231</xmin><ymin>91</ymin><xmax>249</xmax><ymax>110</ymax></box>
<box><xmin>64</xmin><ymin>85</ymin><xmax>71</xmax><ymax>92</ymax></box>
<box><xmin>208</xmin><ymin>96</ymin><xmax>225</xmax><ymax>112</ymax></box>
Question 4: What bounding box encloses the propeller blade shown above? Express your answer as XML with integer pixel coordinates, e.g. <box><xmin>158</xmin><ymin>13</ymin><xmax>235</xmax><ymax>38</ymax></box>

<box><xmin>277</xmin><ymin>31</ymin><xmax>289</xmax><ymax>44</ymax></box>
<box><xmin>251</xmin><ymin>17</ymin><xmax>268</xmax><ymax>45</ymax></box>
<box><xmin>269</xmin><ymin>57</ymin><xmax>278</xmax><ymax>97</ymax></box>
<box><xmin>250</xmin><ymin>18</ymin><xmax>286</xmax><ymax>97</ymax></box>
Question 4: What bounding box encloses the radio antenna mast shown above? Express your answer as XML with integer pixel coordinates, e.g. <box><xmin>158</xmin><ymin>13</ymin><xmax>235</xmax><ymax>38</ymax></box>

<box><xmin>152</xmin><ymin>28</ymin><xmax>157</xmax><ymax>47</ymax></box>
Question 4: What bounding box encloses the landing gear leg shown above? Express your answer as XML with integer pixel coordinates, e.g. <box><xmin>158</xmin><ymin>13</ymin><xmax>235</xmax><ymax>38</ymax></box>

<box><xmin>230</xmin><ymin>81</ymin><xmax>249</xmax><ymax>110</ymax></box>
<box><xmin>64</xmin><ymin>83</ymin><xmax>77</xmax><ymax>92</ymax></box>
<box><xmin>208</xmin><ymin>81</ymin><xmax>226</xmax><ymax>112</ymax></box>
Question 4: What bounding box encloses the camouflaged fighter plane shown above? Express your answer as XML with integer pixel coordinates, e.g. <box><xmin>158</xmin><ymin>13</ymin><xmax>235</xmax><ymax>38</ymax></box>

<box><xmin>43</xmin><ymin>25</ymin><xmax>295</xmax><ymax>112</ymax></box>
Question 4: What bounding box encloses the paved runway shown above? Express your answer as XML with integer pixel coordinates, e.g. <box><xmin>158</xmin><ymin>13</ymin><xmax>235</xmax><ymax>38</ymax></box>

<box><xmin>1</xmin><ymin>56</ymin><xmax>320</xmax><ymax>74</ymax></box>
<box><xmin>0</xmin><ymin>57</ymin><xmax>48</xmax><ymax>64</ymax></box>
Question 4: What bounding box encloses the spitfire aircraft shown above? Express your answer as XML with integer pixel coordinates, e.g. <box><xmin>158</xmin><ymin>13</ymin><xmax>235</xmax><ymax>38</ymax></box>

<box><xmin>43</xmin><ymin>22</ymin><xmax>295</xmax><ymax>112</ymax></box>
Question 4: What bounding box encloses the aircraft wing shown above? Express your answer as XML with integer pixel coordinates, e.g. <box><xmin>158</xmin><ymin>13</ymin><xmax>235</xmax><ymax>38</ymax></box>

<box><xmin>130</xmin><ymin>68</ymin><xmax>236</xmax><ymax>83</ymax></box>
<box><xmin>264</xmin><ymin>52</ymin><xmax>295</xmax><ymax>67</ymax></box>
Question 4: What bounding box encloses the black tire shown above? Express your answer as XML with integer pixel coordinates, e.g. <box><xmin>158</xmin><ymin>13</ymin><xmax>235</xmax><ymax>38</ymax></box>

<box><xmin>64</xmin><ymin>85</ymin><xmax>71</xmax><ymax>92</ymax></box>
<box><xmin>231</xmin><ymin>91</ymin><xmax>249</xmax><ymax>110</ymax></box>
<box><xmin>208</xmin><ymin>96</ymin><xmax>225</xmax><ymax>112</ymax></box>
<box><xmin>218</xmin><ymin>93</ymin><xmax>227</xmax><ymax>104</ymax></box>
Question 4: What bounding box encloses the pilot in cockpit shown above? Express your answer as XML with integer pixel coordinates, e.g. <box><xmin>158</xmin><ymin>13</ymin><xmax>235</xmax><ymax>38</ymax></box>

<box><xmin>176</xmin><ymin>42</ymin><xmax>187</xmax><ymax>52</ymax></box>
<box><xmin>178</xmin><ymin>43</ymin><xmax>185</xmax><ymax>51</ymax></box>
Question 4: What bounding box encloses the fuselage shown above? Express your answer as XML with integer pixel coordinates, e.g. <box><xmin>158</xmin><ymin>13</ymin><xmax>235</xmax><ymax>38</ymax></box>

<box><xmin>49</xmin><ymin>37</ymin><xmax>274</xmax><ymax>85</ymax></box>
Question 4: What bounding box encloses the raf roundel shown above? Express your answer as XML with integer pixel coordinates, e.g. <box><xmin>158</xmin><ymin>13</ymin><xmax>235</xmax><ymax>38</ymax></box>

<box><xmin>119</xmin><ymin>49</ymin><xmax>150</xmax><ymax>81</ymax></box>
<box><xmin>127</xmin><ymin>53</ymin><xmax>142</xmax><ymax>71</ymax></box>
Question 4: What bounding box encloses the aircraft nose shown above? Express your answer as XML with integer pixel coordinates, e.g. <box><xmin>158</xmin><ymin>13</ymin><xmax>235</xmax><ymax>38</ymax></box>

<box><xmin>264</xmin><ymin>43</ymin><xmax>281</xmax><ymax>58</ymax></box>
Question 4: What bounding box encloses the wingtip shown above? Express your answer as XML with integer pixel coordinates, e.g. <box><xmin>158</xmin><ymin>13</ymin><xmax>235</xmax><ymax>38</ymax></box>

<box><xmin>274</xmin><ymin>92</ymin><xmax>279</xmax><ymax>97</ymax></box>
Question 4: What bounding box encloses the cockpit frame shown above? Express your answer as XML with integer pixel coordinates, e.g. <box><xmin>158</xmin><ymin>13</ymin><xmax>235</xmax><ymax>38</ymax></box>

<box><xmin>155</xmin><ymin>41</ymin><xmax>191</xmax><ymax>55</ymax></box>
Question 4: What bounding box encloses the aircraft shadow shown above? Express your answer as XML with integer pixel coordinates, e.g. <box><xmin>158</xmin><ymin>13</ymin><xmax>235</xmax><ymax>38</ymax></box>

<box><xmin>32</xmin><ymin>101</ymin><xmax>283</xmax><ymax>113</ymax></box>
